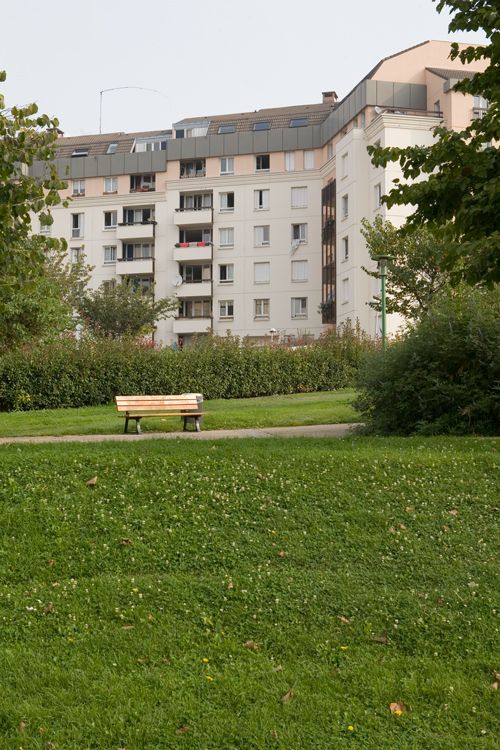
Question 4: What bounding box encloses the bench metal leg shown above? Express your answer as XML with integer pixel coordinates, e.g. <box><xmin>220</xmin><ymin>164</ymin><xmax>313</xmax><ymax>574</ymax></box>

<box><xmin>135</xmin><ymin>418</ymin><xmax>142</xmax><ymax>435</ymax></box>
<box><xmin>124</xmin><ymin>416</ymin><xmax>129</xmax><ymax>434</ymax></box>
<box><xmin>195</xmin><ymin>417</ymin><xmax>201</xmax><ymax>432</ymax></box>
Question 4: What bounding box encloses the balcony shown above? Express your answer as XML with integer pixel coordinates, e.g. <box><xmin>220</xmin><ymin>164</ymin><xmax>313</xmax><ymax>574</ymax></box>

<box><xmin>116</xmin><ymin>222</ymin><xmax>155</xmax><ymax>240</ymax></box>
<box><xmin>180</xmin><ymin>160</ymin><xmax>206</xmax><ymax>179</ymax></box>
<box><xmin>173</xmin><ymin>317</ymin><xmax>212</xmax><ymax>334</ymax></box>
<box><xmin>173</xmin><ymin>242</ymin><xmax>213</xmax><ymax>262</ymax></box>
<box><xmin>174</xmin><ymin>207</ymin><xmax>213</xmax><ymax>226</ymax></box>
<box><xmin>116</xmin><ymin>258</ymin><xmax>154</xmax><ymax>275</ymax></box>
<box><xmin>176</xmin><ymin>281</ymin><xmax>212</xmax><ymax>298</ymax></box>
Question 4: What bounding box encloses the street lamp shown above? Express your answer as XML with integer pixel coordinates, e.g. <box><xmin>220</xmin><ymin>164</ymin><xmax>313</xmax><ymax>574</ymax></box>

<box><xmin>99</xmin><ymin>86</ymin><xmax>167</xmax><ymax>133</ymax></box>
<box><xmin>376</xmin><ymin>255</ymin><xmax>391</xmax><ymax>351</ymax></box>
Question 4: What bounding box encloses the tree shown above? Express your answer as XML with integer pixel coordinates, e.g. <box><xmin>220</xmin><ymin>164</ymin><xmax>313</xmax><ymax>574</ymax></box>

<box><xmin>77</xmin><ymin>282</ymin><xmax>179</xmax><ymax>339</ymax></box>
<box><xmin>368</xmin><ymin>0</ymin><xmax>500</xmax><ymax>286</ymax></box>
<box><xmin>360</xmin><ymin>217</ymin><xmax>451</xmax><ymax>320</ymax></box>
<box><xmin>0</xmin><ymin>70</ymin><xmax>69</xmax><ymax>350</ymax></box>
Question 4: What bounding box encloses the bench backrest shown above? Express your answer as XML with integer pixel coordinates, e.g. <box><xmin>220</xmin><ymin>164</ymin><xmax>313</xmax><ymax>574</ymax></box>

<box><xmin>115</xmin><ymin>395</ymin><xmax>201</xmax><ymax>413</ymax></box>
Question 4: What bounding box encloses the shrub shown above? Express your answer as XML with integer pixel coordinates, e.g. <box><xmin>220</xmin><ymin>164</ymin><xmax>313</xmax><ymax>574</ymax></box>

<box><xmin>355</xmin><ymin>288</ymin><xmax>500</xmax><ymax>435</ymax></box>
<box><xmin>0</xmin><ymin>332</ymin><xmax>361</xmax><ymax>411</ymax></box>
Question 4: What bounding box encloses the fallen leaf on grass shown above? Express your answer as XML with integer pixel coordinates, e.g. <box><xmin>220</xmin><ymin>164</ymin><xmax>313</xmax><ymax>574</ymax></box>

<box><xmin>494</xmin><ymin>671</ymin><xmax>500</xmax><ymax>680</ymax></box>
<box><xmin>389</xmin><ymin>702</ymin><xmax>408</xmax><ymax>715</ymax></box>
<box><xmin>280</xmin><ymin>688</ymin><xmax>294</xmax><ymax>704</ymax></box>
<box><xmin>339</xmin><ymin>615</ymin><xmax>350</xmax><ymax>624</ymax></box>
<box><xmin>86</xmin><ymin>476</ymin><xmax>97</xmax><ymax>487</ymax></box>
<box><xmin>442</xmin><ymin>525</ymin><xmax>450</xmax><ymax>533</ymax></box>
<box><xmin>405</xmin><ymin>506</ymin><xmax>413</xmax><ymax>513</ymax></box>
<box><xmin>18</xmin><ymin>721</ymin><xmax>27</xmax><ymax>734</ymax></box>
<box><xmin>243</xmin><ymin>640</ymin><xmax>259</xmax><ymax>651</ymax></box>
<box><xmin>44</xmin><ymin>602</ymin><xmax>55</xmax><ymax>614</ymax></box>
<box><xmin>398</xmin><ymin>523</ymin><xmax>407</xmax><ymax>530</ymax></box>
<box><xmin>175</xmin><ymin>726</ymin><xmax>190</xmax><ymax>735</ymax></box>
<box><xmin>371</xmin><ymin>633</ymin><xmax>388</xmax><ymax>645</ymax></box>
<box><xmin>121</xmin><ymin>624</ymin><xmax>134</xmax><ymax>630</ymax></box>
<box><xmin>48</xmin><ymin>559</ymin><xmax>56</xmax><ymax>567</ymax></box>
<box><xmin>227</xmin><ymin>580</ymin><xmax>234</xmax><ymax>590</ymax></box>
<box><xmin>271</xmin><ymin>729</ymin><xmax>279</xmax><ymax>739</ymax></box>
<box><xmin>119</xmin><ymin>538</ymin><xmax>132</xmax><ymax>546</ymax></box>
<box><xmin>272</xmin><ymin>664</ymin><xmax>284</xmax><ymax>672</ymax></box>
<box><xmin>436</xmin><ymin>596</ymin><xmax>445</xmax><ymax>606</ymax></box>
<box><xmin>277</xmin><ymin>550</ymin><xmax>287</xmax><ymax>558</ymax></box>
<box><xmin>490</xmin><ymin>682</ymin><xmax>499</xmax><ymax>690</ymax></box>
<box><xmin>448</xmin><ymin>508</ymin><xmax>459</xmax><ymax>516</ymax></box>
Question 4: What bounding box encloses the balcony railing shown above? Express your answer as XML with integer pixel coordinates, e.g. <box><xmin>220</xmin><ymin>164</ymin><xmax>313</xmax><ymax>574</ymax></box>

<box><xmin>175</xmin><ymin>241</ymin><xmax>212</xmax><ymax>248</ymax></box>
<box><xmin>118</xmin><ymin>221</ymin><xmax>157</xmax><ymax>226</ymax></box>
<box><xmin>130</xmin><ymin>185</ymin><xmax>155</xmax><ymax>193</ymax></box>
<box><xmin>180</xmin><ymin>169</ymin><xmax>206</xmax><ymax>179</ymax></box>
<box><xmin>175</xmin><ymin>206</ymin><xmax>212</xmax><ymax>212</ymax></box>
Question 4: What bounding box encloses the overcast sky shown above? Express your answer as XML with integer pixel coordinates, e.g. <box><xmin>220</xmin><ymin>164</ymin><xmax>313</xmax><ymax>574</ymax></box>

<box><xmin>2</xmin><ymin>0</ymin><xmax>485</xmax><ymax>136</ymax></box>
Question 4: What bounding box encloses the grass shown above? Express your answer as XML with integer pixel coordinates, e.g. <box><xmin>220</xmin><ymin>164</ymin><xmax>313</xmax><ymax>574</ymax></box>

<box><xmin>0</xmin><ymin>435</ymin><xmax>498</xmax><ymax>749</ymax></box>
<box><xmin>0</xmin><ymin>389</ymin><xmax>358</xmax><ymax>437</ymax></box>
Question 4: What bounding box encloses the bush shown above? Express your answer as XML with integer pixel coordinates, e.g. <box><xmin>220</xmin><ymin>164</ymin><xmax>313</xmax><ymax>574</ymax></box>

<box><xmin>0</xmin><ymin>332</ymin><xmax>363</xmax><ymax>411</ymax></box>
<box><xmin>355</xmin><ymin>288</ymin><xmax>500</xmax><ymax>435</ymax></box>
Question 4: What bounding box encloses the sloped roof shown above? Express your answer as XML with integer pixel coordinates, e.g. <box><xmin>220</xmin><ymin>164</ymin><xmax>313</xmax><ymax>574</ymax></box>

<box><xmin>54</xmin><ymin>130</ymin><xmax>171</xmax><ymax>158</ymax></box>
<box><xmin>426</xmin><ymin>67</ymin><xmax>480</xmax><ymax>80</ymax></box>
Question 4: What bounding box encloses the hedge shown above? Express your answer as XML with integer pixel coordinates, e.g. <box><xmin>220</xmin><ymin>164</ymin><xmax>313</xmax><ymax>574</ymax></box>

<box><xmin>0</xmin><ymin>336</ymin><xmax>359</xmax><ymax>411</ymax></box>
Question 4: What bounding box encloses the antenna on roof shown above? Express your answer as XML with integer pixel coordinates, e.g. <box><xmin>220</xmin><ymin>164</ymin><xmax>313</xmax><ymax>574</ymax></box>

<box><xmin>99</xmin><ymin>86</ymin><xmax>168</xmax><ymax>134</ymax></box>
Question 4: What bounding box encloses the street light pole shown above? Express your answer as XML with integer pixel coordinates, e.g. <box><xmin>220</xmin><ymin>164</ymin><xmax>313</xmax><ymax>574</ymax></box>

<box><xmin>377</xmin><ymin>255</ymin><xmax>390</xmax><ymax>351</ymax></box>
<box><xmin>98</xmin><ymin>86</ymin><xmax>167</xmax><ymax>133</ymax></box>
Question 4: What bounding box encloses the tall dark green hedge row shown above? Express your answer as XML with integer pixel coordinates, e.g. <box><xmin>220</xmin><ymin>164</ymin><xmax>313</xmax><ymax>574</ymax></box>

<box><xmin>0</xmin><ymin>336</ymin><xmax>359</xmax><ymax>411</ymax></box>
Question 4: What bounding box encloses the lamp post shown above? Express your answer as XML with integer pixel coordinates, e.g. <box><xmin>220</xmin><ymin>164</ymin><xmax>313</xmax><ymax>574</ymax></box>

<box><xmin>99</xmin><ymin>86</ymin><xmax>167</xmax><ymax>133</ymax></box>
<box><xmin>377</xmin><ymin>255</ymin><xmax>390</xmax><ymax>351</ymax></box>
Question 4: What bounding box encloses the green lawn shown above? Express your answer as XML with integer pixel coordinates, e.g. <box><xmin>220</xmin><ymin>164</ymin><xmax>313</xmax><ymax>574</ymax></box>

<box><xmin>0</xmin><ymin>436</ymin><xmax>498</xmax><ymax>749</ymax></box>
<box><xmin>0</xmin><ymin>389</ymin><xmax>358</xmax><ymax>437</ymax></box>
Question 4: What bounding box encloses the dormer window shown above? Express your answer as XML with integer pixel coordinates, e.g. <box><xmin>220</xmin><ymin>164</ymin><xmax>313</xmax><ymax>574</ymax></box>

<box><xmin>289</xmin><ymin>117</ymin><xmax>308</xmax><ymax>128</ymax></box>
<box><xmin>253</xmin><ymin>121</ymin><xmax>271</xmax><ymax>131</ymax></box>
<box><xmin>106</xmin><ymin>142</ymin><xmax>118</xmax><ymax>154</ymax></box>
<box><xmin>218</xmin><ymin>124</ymin><xmax>236</xmax><ymax>134</ymax></box>
<box><xmin>71</xmin><ymin>148</ymin><xmax>88</xmax><ymax>157</ymax></box>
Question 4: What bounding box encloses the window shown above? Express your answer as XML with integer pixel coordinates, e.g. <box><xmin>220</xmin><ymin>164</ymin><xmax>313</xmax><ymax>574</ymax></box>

<box><xmin>254</xmin><ymin>298</ymin><xmax>270</xmax><ymax>319</ymax></box>
<box><xmin>72</xmin><ymin>179</ymin><xmax>85</xmax><ymax>196</ymax></box>
<box><xmin>180</xmin><ymin>264</ymin><xmax>211</xmax><ymax>283</ymax></box>
<box><xmin>374</xmin><ymin>183</ymin><xmax>382</xmax><ymax>209</ymax></box>
<box><xmin>285</xmin><ymin>151</ymin><xmax>295</xmax><ymax>171</ymax></box>
<box><xmin>219</xmin><ymin>264</ymin><xmax>234</xmax><ymax>283</ymax></box>
<box><xmin>289</xmin><ymin>117</ymin><xmax>308</xmax><ymax>128</ymax></box>
<box><xmin>70</xmin><ymin>247</ymin><xmax>82</xmax><ymax>264</ymax></box>
<box><xmin>71</xmin><ymin>148</ymin><xmax>88</xmax><ymax>158</ymax></box>
<box><xmin>219</xmin><ymin>300</ymin><xmax>234</xmax><ymax>319</ymax></box>
<box><xmin>130</xmin><ymin>174</ymin><xmax>155</xmax><ymax>191</ymax></box>
<box><xmin>254</xmin><ymin>225</ymin><xmax>270</xmax><ymax>246</ymax></box>
<box><xmin>219</xmin><ymin>227</ymin><xmax>234</xmax><ymax>247</ymax></box>
<box><xmin>341</xmin><ymin>152</ymin><xmax>348</xmax><ymax>178</ymax></box>
<box><xmin>291</xmin><ymin>260</ymin><xmax>308</xmax><ymax>282</ymax></box>
<box><xmin>103</xmin><ymin>245</ymin><xmax>117</xmax><ymax>263</ymax></box>
<box><xmin>292</xmin><ymin>223</ymin><xmax>308</xmax><ymax>243</ymax></box>
<box><xmin>104</xmin><ymin>176</ymin><xmax>117</xmax><ymax>193</ymax></box>
<box><xmin>256</xmin><ymin>154</ymin><xmax>270</xmax><ymax>171</ymax></box>
<box><xmin>180</xmin><ymin>160</ymin><xmax>206</xmax><ymax>178</ymax></box>
<box><xmin>342</xmin><ymin>277</ymin><xmax>350</xmax><ymax>304</ymax></box>
<box><xmin>341</xmin><ymin>236</ymin><xmax>349</xmax><ymax>261</ymax></box>
<box><xmin>104</xmin><ymin>210</ymin><xmax>117</xmax><ymax>229</ymax></box>
<box><xmin>106</xmin><ymin>143</ymin><xmax>118</xmax><ymax>155</ymax></box>
<box><xmin>254</xmin><ymin>189</ymin><xmax>270</xmax><ymax>210</ymax></box>
<box><xmin>71</xmin><ymin>213</ymin><xmax>84</xmax><ymax>238</ymax></box>
<box><xmin>122</xmin><ymin>243</ymin><xmax>154</xmax><ymax>260</ymax></box>
<box><xmin>180</xmin><ymin>193</ymin><xmax>212</xmax><ymax>210</ymax></box>
<box><xmin>219</xmin><ymin>192</ymin><xmax>235</xmax><ymax>211</ymax></box>
<box><xmin>253</xmin><ymin>121</ymin><xmax>271</xmax><ymax>131</ymax></box>
<box><xmin>39</xmin><ymin>219</ymin><xmax>51</xmax><ymax>235</ymax></box>
<box><xmin>123</xmin><ymin>207</ymin><xmax>154</xmax><ymax>224</ymax></box>
<box><xmin>102</xmin><ymin>279</ymin><xmax>116</xmax><ymax>293</ymax></box>
<box><xmin>291</xmin><ymin>187</ymin><xmax>308</xmax><ymax>208</ymax></box>
<box><xmin>129</xmin><ymin>276</ymin><xmax>153</xmax><ymax>292</ymax></box>
<box><xmin>254</xmin><ymin>262</ymin><xmax>270</xmax><ymax>284</ymax></box>
<box><xmin>303</xmin><ymin>150</ymin><xmax>314</xmax><ymax>170</ymax></box>
<box><xmin>341</xmin><ymin>194</ymin><xmax>348</xmax><ymax>219</ymax></box>
<box><xmin>291</xmin><ymin>297</ymin><xmax>308</xmax><ymax>319</ymax></box>
<box><xmin>218</xmin><ymin>124</ymin><xmax>236</xmax><ymax>134</ymax></box>
<box><xmin>134</xmin><ymin>136</ymin><xmax>168</xmax><ymax>152</ymax></box>
<box><xmin>473</xmin><ymin>95</ymin><xmax>488</xmax><ymax>110</ymax></box>
<box><xmin>179</xmin><ymin>299</ymin><xmax>211</xmax><ymax>318</ymax></box>
<box><xmin>220</xmin><ymin>157</ymin><xmax>234</xmax><ymax>175</ymax></box>
<box><xmin>434</xmin><ymin>100</ymin><xmax>441</xmax><ymax>114</ymax></box>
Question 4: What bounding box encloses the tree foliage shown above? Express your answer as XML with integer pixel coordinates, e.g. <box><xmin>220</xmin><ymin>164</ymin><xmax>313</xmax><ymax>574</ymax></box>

<box><xmin>0</xmin><ymin>70</ymin><xmax>69</xmax><ymax>350</ymax></box>
<box><xmin>77</xmin><ymin>282</ymin><xmax>179</xmax><ymax>339</ymax></box>
<box><xmin>360</xmin><ymin>217</ymin><xmax>451</xmax><ymax>320</ymax></box>
<box><xmin>368</xmin><ymin>0</ymin><xmax>500</xmax><ymax>286</ymax></box>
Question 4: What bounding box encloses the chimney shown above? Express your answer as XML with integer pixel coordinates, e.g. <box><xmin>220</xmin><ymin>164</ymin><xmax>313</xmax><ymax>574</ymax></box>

<box><xmin>322</xmin><ymin>90</ymin><xmax>338</xmax><ymax>104</ymax></box>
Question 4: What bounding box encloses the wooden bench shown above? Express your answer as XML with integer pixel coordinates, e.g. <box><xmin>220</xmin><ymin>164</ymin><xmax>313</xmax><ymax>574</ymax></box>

<box><xmin>115</xmin><ymin>395</ymin><xmax>204</xmax><ymax>434</ymax></box>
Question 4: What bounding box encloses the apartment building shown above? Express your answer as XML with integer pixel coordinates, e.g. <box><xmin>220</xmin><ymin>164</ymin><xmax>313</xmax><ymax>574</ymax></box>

<box><xmin>32</xmin><ymin>40</ymin><xmax>486</xmax><ymax>344</ymax></box>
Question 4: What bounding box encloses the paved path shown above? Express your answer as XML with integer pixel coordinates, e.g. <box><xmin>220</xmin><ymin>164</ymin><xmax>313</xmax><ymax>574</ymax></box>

<box><xmin>0</xmin><ymin>423</ymin><xmax>359</xmax><ymax>445</ymax></box>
